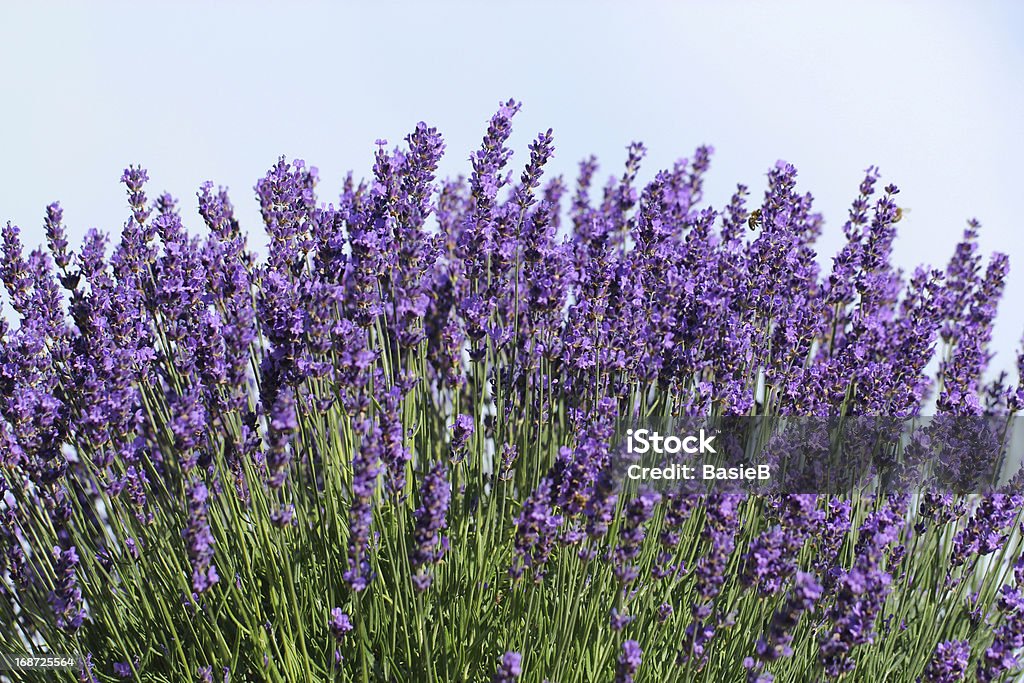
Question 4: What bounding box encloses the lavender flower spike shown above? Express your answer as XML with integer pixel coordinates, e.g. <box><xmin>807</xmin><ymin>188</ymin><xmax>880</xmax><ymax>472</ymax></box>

<box><xmin>48</xmin><ymin>545</ymin><xmax>86</xmax><ymax>632</ymax></box>
<box><xmin>616</xmin><ymin>640</ymin><xmax>642</xmax><ymax>683</ymax></box>
<box><xmin>921</xmin><ymin>640</ymin><xmax>970</xmax><ymax>683</ymax></box>
<box><xmin>492</xmin><ymin>651</ymin><xmax>523</xmax><ymax>682</ymax></box>
<box><xmin>410</xmin><ymin>462</ymin><xmax>451</xmax><ymax>591</ymax></box>
<box><xmin>182</xmin><ymin>481</ymin><xmax>219</xmax><ymax>594</ymax></box>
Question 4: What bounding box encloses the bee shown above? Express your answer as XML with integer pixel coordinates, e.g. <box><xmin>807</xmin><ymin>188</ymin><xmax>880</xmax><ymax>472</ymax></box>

<box><xmin>893</xmin><ymin>207</ymin><xmax>910</xmax><ymax>223</ymax></box>
<box><xmin>747</xmin><ymin>209</ymin><xmax>762</xmax><ymax>230</ymax></box>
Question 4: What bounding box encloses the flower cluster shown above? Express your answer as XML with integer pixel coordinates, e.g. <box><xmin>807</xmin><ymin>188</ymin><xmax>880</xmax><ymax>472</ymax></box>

<box><xmin>2</xmin><ymin>101</ymin><xmax>1023</xmax><ymax>682</ymax></box>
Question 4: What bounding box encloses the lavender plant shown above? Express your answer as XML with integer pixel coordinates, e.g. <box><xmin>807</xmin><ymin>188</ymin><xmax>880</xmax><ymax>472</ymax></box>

<box><xmin>3</xmin><ymin>100</ymin><xmax>1024</xmax><ymax>682</ymax></box>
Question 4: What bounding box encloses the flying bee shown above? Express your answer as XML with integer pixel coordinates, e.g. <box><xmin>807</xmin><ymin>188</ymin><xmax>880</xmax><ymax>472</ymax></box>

<box><xmin>747</xmin><ymin>208</ymin><xmax>762</xmax><ymax>230</ymax></box>
<box><xmin>893</xmin><ymin>207</ymin><xmax>910</xmax><ymax>223</ymax></box>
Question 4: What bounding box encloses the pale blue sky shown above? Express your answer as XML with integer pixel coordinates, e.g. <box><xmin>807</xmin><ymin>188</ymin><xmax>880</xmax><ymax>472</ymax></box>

<box><xmin>1</xmin><ymin>1</ymin><xmax>1022</xmax><ymax>369</ymax></box>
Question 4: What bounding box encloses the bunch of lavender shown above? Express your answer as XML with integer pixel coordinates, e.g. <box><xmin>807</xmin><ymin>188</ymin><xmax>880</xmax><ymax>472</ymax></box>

<box><xmin>3</xmin><ymin>100</ymin><xmax>1024</xmax><ymax>683</ymax></box>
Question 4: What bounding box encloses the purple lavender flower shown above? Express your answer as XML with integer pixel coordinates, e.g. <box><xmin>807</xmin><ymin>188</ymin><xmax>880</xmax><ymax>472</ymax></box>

<box><xmin>695</xmin><ymin>493</ymin><xmax>744</xmax><ymax>607</ymax></box>
<box><xmin>743</xmin><ymin>496</ymin><xmax>818</xmax><ymax>595</ymax></box>
<box><xmin>681</xmin><ymin>493</ymin><xmax>745</xmax><ymax>665</ymax></box>
<box><xmin>170</xmin><ymin>386</ymin><xmax>207</xmax><ymax>469</ymax></box>
<box><xmin>255</xmin><ymin>157</ymin><xmax>317</xmax><ymax>273</ymax></box>
<box><xmin>510</xmin><ymin>478</ymin><xmax>561</xmax><ymax>580</ymax></box>
<box><xmin>820</xmin><ymin>499</ymin><xmax>903</xmax><ymax>678</ymax></box>
<box><xmin>492</xmin><ymin>651</ymin><xmax>522</xmax><ymax>682</ymax></box>
<box><xmin>78</xmin><ymin>652</ymin><xmax>97</xmax><ymax>682</ymax></box>
<box><xmin>450</xmin><ymin>414</ymin><xmax>474</xmax><ymax>462</ymax></box>
<box><xmin>551</xmin><ymin>397</ymin><xmax>617</xmax><ymax>519</ymax></box>
<box><xmin>977</xmin><ymin>586</ymin><xmax>1024</xmax><ymax>682</ymax></box>
<box><xmin>182</xmin><ymin>481</ymin><xmax>219</xmax><ymax>594</ymax></box>
<box><xmin>389</xmin><ymin>122</ymin><xmax>445</xmax><ymax>347</ymax></box>
<box><xmin>270</xmin><ymin>505</ymin><xmax>295</xmax><ymax>528</ymax></box>
<box><xmin>610</xmin><ymin>607</ymin><xmax>636</xmax><ymax>631</ymax></box>
<box><xmin>329</xmin><ymin>607</ymin><xmax>353</xmax><ymax>641</ymax></box>
<box><xmin>1</xmin><ymin>222</ymin><xmax>32</xmax><ymax>314</ymax></box>
<box><xmin>584</xmin><ymin>467</ymin><xmax>618</xmax><ymax>541</ymax></box>
<box><xmin>44</xmin><ymin>201</ymin><xmax>72</xmax><ymax>274</ymax></box>
<box><xmin>48</xmin><ymin>545</ymin><xmax>85</xmax><ymax>631</ymax></box>
<box><xmin>921</xmin><ymin>640</ymin><xmax>970</xmax><ymax>683</ymax></box>
<box><xmin>657</xmin><ymin>602</ymin><xmax>674</xmax><ymax>623</ymax></box>
<box><xmin>612</xmin><ymin>488</ymin><xmax>661</xmax><ymax>583</ymax></box>
<box><xmin>616</xmin><ymin>640</ymin><xmax>642</xmax><ymax>683</ymax></box>
<box><xmin>410</xmin><ymin>462</ymin><xmax>451</xmax><ymax>591</ymax></box>
<box><xmin>121</xmin><ymin>166</ymin><xmax>151</xmax><ymax>226</ymax></box>
<box><xmin>815</xmin><ymin>498</ymin><xmax>852</xmax><ymax>579</ymax></box>
<box><xmin>380</xmin><ymin>380</ymin><xmax>412</xmax><ymax>497</ymax></box>
<box><xmin>345</xmin><ymin>417</ymin><xmax>382</xmax><ymax>592</ymax></box>
<box><xmin>746</xmin><ymin>572</ymin><xmax>822</xmax><ymax>682</ymax></box>
<box><xmin>499</xmin><ymin>443</ymin><xmax>519</xmax><ymax>481</ymax></box>
<box><xmin>950</xmin><ymin>493</ymin><xmax>1022</xmax><ymax>569</ymax></box>
<box><xmin>265</xmin><ymin>386</ymin><xmax>297</xmax><ymax>488</ymax></box>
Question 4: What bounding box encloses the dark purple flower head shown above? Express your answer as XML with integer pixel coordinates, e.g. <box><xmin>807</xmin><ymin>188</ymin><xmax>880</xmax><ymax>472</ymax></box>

<box><xmin>182</xmin><ymin>480</ymin><xmax>219</xmax><ymax>594</ymax></box>
<box><xmin>78</xmin><ymin>652</ymin><xmax>97</xmax><ymax>682</ymax></box>
<box><xmin>613</xmin><ymin>488</ymin><xmax>661</xmax><ymax>583</ymax></box>
<box><xmin>48</xmin><ymin>545</ymin><xmax>85</xmax><ymax>632</ymax></box>
<box><xmin>977</xmin><ymin>585</ymin><xmax>1024</xmax><ymax>682</ymax></box>
<box><xmin>121</xmin><ymin>165</ymin><xmax>151</xmax><ymax>225</ymax></box>
<box><xmin>516</xmin><ymin>128</ymin><xmax>555</xmax><ymax>210</ymax></box>
<box><xmin>345</xmin><ymin>416</ymin><xmax>382</xmax><ymax>592</ymax></box>
<box><xmin>378</xmin><ymin>379</ymin><xmax>413</xmax><ymax>497</ymax></box>
<box><xmin>450</xmin><ymin>413</ymin><xmax>474</xmax><ymax>461</ymax></box>
<box><xmin>616</xmin><ymin>640</ymin><xmax>642</xmax><ymax>683</ymax></box>
<box><xmin>695</xmin><ymin>493</ymin><xmax>744</xmax><ymax>605</ymax></box>
<box><xmin>270</xmin><ymin>505</ymin><xmax>295</xmax><ymax>528</ymax></box>
<box><xmin>751</xmin><ymin>571</ymin><xmax>822</xmax><ymax>676</ymax></box>
<box><xmin>471</xmin><ymin>99</ymin><xmax>521</xmax><ymax>215</ymax></box>
<box><xmin>511</xmin><ymin>478</ymin><xmax>561</xmax><ymax>580</ymax></box>
<box><xmin>410</xmin><ymin>462</ymin><xmax>451</xmax><ymax>590</ymax></box>
<box><xmin>922</xmin><ymin>640</ymin><xmax>970</xmax><ymax>683</ymax></box>
<box><xmin>197</xmin><ymin>181</ymin><xmax>239</xmax><ymax>241</ymax></box>
<box><xmin>584</xmin><ymin>467</ymin><xmax>618</xmax><ymax>541</ymax></box>
<box><xmin>492</xmin><ymin>651</ymin><xmax>522</xmax><ymax>683</ymax></box>
<box><xmin>170</xmin><ymin>387</ymin><xmax>207</xmax><ymax>468</ymax></box>
<box><xmin>1</xmin><ymin>222</ymin><xmax>31</xmax><ymax>313</ymax></box>
<box><xmin>329</xmin><ymin>608</ymin><xmax>353</xmax><ymax>642</ymax></box>
<box><xmin>742</xmin><ymin>527</ymin><xmax>790</xmax><ymax>595</ymax></box>
<box><xmin>819</xmin><ymin>500</ymin><xmax>902</xmax><ymax>678</ymax></box>
<box><xmin>951</xmin><ymin>493</ymin><xmax>1022</xmax><ymax>568</ymax></box>
<box><xmin>610</xmin><ymin>607</ymin><xmax>636</xmax><ymax>631</ymax></box>
<box><xmin>255</xmin><ymin>156</ymin><xmax>318</xmax><ymax>273</ymax></box>
<box><xmin>44</xmin><ymin>201</ymin><xmax>72</xmax><ymax>273</ymax></box>
<box><xmin>681</xmin><ymin>493</ymin><xmax>745</xmax><ymax>666</ymax></box>
<box><xmin>657</xmin><ymin>602</ymin><xmax>674</xmax><ymax>623</ymax></box>
<box><xmin>266</xmin><ymin>386</ymin><xmax>297</xmax><ymax>488</ymax></box>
